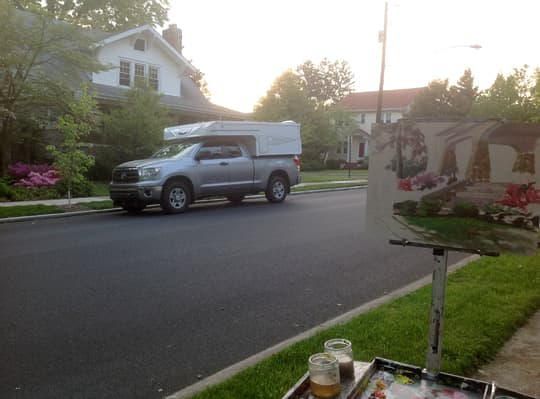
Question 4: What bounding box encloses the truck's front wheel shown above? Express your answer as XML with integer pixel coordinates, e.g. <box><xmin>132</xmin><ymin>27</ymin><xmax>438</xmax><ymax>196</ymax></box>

<box><xmin>265</xmin><ymin>175</ymin><xmax>289</xmax><ymax>203</ymax></box>
<box><xmin>161</xmin><ymin>181</ymin><xmax>191</xmax><ymax>214</ymax></box>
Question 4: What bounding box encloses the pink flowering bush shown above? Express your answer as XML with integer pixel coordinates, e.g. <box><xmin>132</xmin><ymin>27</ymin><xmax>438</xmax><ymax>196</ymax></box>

<box><xmin>15</xmin><ymin>170</ymin><xmax>60</xmax><ymax>187</ymax></box>
<box><xmin>398</xmin><ymin>172</ymin><xmax>445</xmax><ymax>191</ymax></box>
<box><xmin>8</xmin><ymin>162</ymin><xmax>59</xmax><ymax>188</ymax></box>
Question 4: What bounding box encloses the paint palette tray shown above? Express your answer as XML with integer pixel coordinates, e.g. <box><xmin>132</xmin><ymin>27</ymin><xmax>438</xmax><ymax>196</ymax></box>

<box><xmin>282</xmin><ymin>358</ymin><xmax>535</xmax><ymax>399</ymax></box>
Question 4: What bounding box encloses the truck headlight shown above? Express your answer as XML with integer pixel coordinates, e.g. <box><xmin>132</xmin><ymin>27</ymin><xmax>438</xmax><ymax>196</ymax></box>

<box><xmin>139</xmin><ymin>167</ymin><xmax>161</xmax><ymax>181</ymax></box>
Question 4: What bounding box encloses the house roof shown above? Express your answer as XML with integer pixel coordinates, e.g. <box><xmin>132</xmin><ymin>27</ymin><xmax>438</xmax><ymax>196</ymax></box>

<box><xmin>339</xmin><ymin>87</ymin><xmax>424</xmax><ymax>111</ymax></box>
<box><xmin>94</xmin><ymin>25</ymin><xmax>197</xmax><ymax>73</ymax></box>
<box><xmin>92</xmin><ymin>83</ymin><xmax>246</xmax><ymax>120</ymax></box>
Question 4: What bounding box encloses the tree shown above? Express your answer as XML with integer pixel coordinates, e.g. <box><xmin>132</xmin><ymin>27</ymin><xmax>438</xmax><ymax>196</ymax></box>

<box><xmin>253</xmin><ymin>70</ymin><xmax>336</xmax><ymax>161</ymax></box>
<box><xmin>47</xmin><ymin>84</ymin><xmax>99</xmax><ymax>206</ymax></box>
<box><xmin>0</xmin><ymin>2</ymin><xmax>104</xmax><ymax>175</ymax></box>
<box><xmin>102</xmin><ymin>85</ymin><xmax>172</xmax><ymax>164</ymax></box>
<box><xmin>190</xmin><ymin>68</ymin><xmax>211</xmax><ymax>100</ymax></box>
<box><xmin>471</xmin><ymin>65</ymin><xmax>540</xmax><ymax>121</ymax></box>
<box><xmin>14</xmin><ymin>0</ymin><xmax>170</xmax><ymax>31</ymax></box>
<box><xmin>449</xmin><ymin>68</ymin><xmax>478</xmax><ymax>116</ymax></box>
<box><xmin>409</xmin><ymin>79</ymin><xmax>452</xmax><ymax>117</ymax></box>
<box><xmin>409</xmin><ymin>69</ymin><xmax>478</xmax><ymax>117</ymax></box>
<box><xmin>296</xmin><ymin>58</ymin><xmax>355</xmax><ymax>107</ymax></box>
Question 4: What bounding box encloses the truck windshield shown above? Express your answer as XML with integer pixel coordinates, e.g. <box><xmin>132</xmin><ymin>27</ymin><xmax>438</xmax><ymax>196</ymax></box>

<box><xmin>151</xmin><ymin>142</ymin><xmax>198</xmax><ymax>159</ymax></box>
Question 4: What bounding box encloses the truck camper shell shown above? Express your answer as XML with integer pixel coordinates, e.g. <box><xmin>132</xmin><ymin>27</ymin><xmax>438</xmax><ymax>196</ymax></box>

<box><xmin>163</xmin><ymin>120</ymin><xmax>302</xmax><ymax>156</ymax></box>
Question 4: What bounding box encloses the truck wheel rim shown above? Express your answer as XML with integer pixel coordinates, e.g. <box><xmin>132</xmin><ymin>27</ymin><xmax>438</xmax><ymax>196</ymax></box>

<box><xmin>273</xmin><ymin>181</ymin><xmax>285</xmax><ymax>199</ymax></box>
<box><xmin>169</xmin><ymin>187</ymin><xmax>186</xmax><ymax>208</ymax></box>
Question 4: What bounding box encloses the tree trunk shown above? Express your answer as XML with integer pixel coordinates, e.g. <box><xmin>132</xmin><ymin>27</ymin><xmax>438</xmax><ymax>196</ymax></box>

<box><xmin>0</xmin><ymin>118</ymin><xmax>13</xmax><ymax>176</ymax></box>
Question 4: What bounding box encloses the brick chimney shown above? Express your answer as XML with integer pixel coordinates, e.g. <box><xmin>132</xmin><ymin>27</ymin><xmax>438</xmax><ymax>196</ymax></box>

<box><xmin>162</xmin><ymin>24</ymin><xmax>183</xmax><ymax>54</ymax></box>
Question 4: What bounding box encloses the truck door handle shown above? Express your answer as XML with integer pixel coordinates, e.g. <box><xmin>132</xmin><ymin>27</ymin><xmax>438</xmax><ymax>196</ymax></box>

<box><xmin>219</xmin><ymin>161</ymin><xmax>229</xmax><ymax>166</ymax></box>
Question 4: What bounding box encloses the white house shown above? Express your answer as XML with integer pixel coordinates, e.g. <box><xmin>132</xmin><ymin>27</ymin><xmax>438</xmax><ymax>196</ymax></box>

<box><xmin>333</xmin><ymin>87</ymin><xmax>423</xmax><ymax>166</ymax></box>
<box><xmin>90</xmin><ymin>24</ymin><xmax>245</xmax><ymax>122</ymax></box>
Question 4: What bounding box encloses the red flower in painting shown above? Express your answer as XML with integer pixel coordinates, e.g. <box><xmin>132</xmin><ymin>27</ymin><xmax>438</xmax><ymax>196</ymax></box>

<box><xmin>497</xmin><ymin>182</ymin><xmax>540</xmax><ymax>209</ymax></box>
<box><xmin>398</xmin><ymin>178</ymin><xmax>413</xmax><ymax>191</ymax></box>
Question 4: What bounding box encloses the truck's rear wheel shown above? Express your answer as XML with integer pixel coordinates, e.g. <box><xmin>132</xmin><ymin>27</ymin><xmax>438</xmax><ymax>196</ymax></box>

<box><xmin>161</xmin><ymin>181</ymin><xmax>190</xmax><ymax>214</ymax></box>
<box><xmin>265</xmin><ymin>175</ymin><xmax>289</xmax><ymax>203</ymax></box>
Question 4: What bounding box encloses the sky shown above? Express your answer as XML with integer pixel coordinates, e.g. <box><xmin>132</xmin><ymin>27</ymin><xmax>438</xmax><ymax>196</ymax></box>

<box><xmin>163</xmin><ymin>0</ymin><xmax>540</xmax><ymax>113</ymax></box>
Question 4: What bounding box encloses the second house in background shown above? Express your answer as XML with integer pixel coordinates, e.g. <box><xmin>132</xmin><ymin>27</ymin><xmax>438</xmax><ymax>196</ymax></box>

<box><xmin>334</xmin><ymin>87</ymin><xmax>424</xmax><ymax>167</ymax></box>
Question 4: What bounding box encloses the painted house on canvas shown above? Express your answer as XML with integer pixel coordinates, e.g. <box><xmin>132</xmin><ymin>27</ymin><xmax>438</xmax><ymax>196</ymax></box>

<box><xmin>367</xmin><ymin>118</ymin><xmax>540</xmax><ymax>256</ymax></box>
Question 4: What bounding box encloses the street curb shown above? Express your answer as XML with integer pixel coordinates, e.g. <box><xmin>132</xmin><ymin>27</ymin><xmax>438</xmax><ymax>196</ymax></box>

<box><xmin>165</xmin><ymin>254</ymin><xmax>480</xmax><ymax>399</ymax></box>
<box><xmin>0</xmin><ymin>185</ymin><xmax>367</xmax><ymax>224</ymax></box>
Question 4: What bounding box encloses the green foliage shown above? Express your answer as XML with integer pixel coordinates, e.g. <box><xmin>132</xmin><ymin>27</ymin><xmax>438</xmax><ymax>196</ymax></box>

<box><xmin>54</xmin><ymin>178</ymin><xmax>93</xmax><ymax>198</ymax></box>
<box><xmin>453</xmin><ymin>202</ymin><xmax>479</xmax><ymax>217</ymax></box>
<box><xmin>416</xmin><ymin>197</ymin><xmax>442</xmax><ymax>216</ymax></box>
<box><xmin>0</xmin><ymin>204</ymin><xmax>64</xmax><ymax>218</ymax></box>
<box><xmin>0</xmin><ymin>1</ymin><xmax>104</xmax><ymax>174</ymax></box>
<box><xmin>324</xmin><ymin>159</ymin><xmax>342</xmax><ymax>169</ymax></box>
<box><xmin>482</xmin><ymin>203</ymin><xmax>505</xmax><ymax>215</ymax></box>
<box><xmin>409</xmin><ymin>69</ymin><xmax>478</xmax><ymax>117</ymax></box>
<box><xmin>394</xmin><ymin>200</ymin><xmax>418</xmax><ymax>216</ymax></box>
<box><xmin>254</xmin><ymin>63</ymin><xmax>354</xmax><ymax>162</ymax></box>
<box><xmin>101</xmin><ymin>85</ymin><xmax>172</xmax><ymax>165</ymax></box>
<box><xmin>47</xmin><ymin>84</ymin><xmax>98</xmax><ymax>200</ymax></box>
<box><xmin>15</xmin><ymin>0</ymin><xmax>170</xmax><ymax>31</ymax></box>
<box><xmin>471</xmin><ymin>65</ymin><xmax>540</xmax><ymax>121</ymax></box>
<box><xmin>0</xmin><ymin>180</ymin><xmax>12</xmax><ymax>199</ymax></box>
<box><xmin>296</xmin><ymin>58</ymin><xmax>355</xmax><ymax>106</ymax></box>
<box><xmin>300</xmin><ymin>159</ymin><xmax>326</xmax><ymax>171</ymax></box>
<box><xmin>8</xmin><ymin>185</ymin><xmax>60</xmax><ymax>201</ymax></box>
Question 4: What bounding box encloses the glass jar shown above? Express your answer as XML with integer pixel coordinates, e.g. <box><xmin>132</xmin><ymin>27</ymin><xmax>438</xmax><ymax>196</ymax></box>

<box><xmin>308</xmin><ymin>353</ymin><xmax>341</xmax><ymax>398</ymax></box>
<box><xmin>324</xmin><ymin>338</ymin><xmax>354</xmax><ymax>380</ymax></box>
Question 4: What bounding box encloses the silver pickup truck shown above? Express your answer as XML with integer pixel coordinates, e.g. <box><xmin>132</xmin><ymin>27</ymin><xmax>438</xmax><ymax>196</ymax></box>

<box><xmin>109</xmin><ymin>121</ymin><xmax>302</xmax><ymax>214</ymax></box>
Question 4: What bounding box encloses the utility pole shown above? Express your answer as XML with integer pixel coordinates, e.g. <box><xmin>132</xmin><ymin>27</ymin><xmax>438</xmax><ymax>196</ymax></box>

<box><xmin>375</xmin><ymin>1</ymin><xmax>388</xmax><ymax>124</ymax></box>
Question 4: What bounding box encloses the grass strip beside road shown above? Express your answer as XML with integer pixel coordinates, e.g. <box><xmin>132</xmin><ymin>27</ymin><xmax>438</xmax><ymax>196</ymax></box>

<box><xmin>187</xmin><ymin>254</ymin><xmax>540</xmax><ymax>399</ymax></box>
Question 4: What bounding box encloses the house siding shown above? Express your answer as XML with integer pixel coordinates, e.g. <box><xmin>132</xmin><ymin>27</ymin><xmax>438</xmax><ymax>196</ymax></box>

<box><xmin>93</xmin><ymin>35</ymin><xmax>183</xmax><ymax>98</ymax></box>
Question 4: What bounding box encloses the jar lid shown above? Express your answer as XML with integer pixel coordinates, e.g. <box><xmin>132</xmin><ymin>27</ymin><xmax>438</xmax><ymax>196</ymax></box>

<box><xmin>324</xmin><ymin>338</ymin><xmax>352</xmax><ymax>351</ymax></box>
<box><xmin>308</xmin><ymin>353</ymin><xmax>338</xmax><ymax>369</ymax></box>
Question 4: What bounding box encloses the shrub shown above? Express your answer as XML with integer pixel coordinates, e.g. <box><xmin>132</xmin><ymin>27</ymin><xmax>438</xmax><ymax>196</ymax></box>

<box><xmin>483</xmin><ymin>203</ymin><xmax>505</xmax><ymax>215</ymax></box>
<box><xmin>54</xmin><ymin>178</ymin><xmax>93</xmax><ymax>198</ymax></box>
<box><xmin>453</xmin><ymin>202</ymin><xmax>479</xmax><ymax>217</ymax></box>
<box><xmin>325</xmin><ymin>159</ymin><xmax>342</xmax><ymax>170</ymax></box>
<box><xmin>416</xmin><ymin>198</ymin><xmax>442</xmax><ymax>217</ymax></box>
<box><xmin>0</xmin><ymin>181</ymin><xmax>13</xmax><ymax>200</ymax></box>
<box><xmin>301</xmin><ymin>159</ymin><xmax>325</xmax><ymax>171</ymax></box>
<box><xmin>7</xmin><ymin>162</ymin><xmax>59</xmax><ymax>187</ymax></box>
<box><xmin>394</xmin><ymin>200</ymin><xmax>417</xmax><ymax>216</ymax></box>
<box><xmin>9</xmin><ymin>186</ymin><xmax>60</xmax><ymax>201</ymax></box>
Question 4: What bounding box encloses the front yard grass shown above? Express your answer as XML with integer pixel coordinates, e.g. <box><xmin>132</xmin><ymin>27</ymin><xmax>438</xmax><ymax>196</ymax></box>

<box><xmin>189</xmin><ymin>254</ymin><xmax>540</xmax><ymax>399</ymax></box>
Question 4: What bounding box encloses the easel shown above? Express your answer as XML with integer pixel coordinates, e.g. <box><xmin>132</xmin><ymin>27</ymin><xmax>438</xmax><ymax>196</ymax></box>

<box><xmin>389</xmin><ymin>239</ymin><xmax>499</xmax><ymax>379</ymax></box>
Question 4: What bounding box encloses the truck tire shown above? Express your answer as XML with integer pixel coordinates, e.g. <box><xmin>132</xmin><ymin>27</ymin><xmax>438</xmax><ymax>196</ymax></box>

<box><xmin>161</xmin><ymin>181</ymin><xmax>191</xmax><ymax>214</ymax></box>
<box><xmin>226</xmin><ymin>194</ymin><xmax>245</xmax><ymax>204</ymax></box>
<box><xmin>265</xmin><ymin>175</ymin><xmax>289</xmax><ymax>203</ymax></box>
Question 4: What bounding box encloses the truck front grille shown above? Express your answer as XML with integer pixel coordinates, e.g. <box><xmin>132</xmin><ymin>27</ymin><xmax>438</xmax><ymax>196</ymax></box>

<box><xmin>112</xmin><ymin>167</ymin><xmax>139</xmax><ymax>183</ymax></box>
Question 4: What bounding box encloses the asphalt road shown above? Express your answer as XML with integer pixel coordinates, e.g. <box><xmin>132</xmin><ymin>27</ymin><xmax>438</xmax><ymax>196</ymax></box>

<box><xmin>0</xmin><ymin>189</ymin><xmax>465</xmax><ymax>399</ymax></box>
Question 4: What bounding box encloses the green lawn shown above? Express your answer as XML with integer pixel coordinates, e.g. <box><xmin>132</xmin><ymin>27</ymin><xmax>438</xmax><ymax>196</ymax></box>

<box><xmin>189</xmin><ymin>254</ymin><xmax>540</xmax><ymax>399</ymax></box>
<box><xmin>300</xmin><ymin>169</ymin><xmax>368</xmax><ymax>183</ymax></box>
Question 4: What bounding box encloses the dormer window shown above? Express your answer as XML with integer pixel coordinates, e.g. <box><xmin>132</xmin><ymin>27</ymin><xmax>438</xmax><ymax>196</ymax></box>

<box><xmin>134</xmin><ymin>38</ymin><xmax>146</xmax><ymax>51</ymax></box>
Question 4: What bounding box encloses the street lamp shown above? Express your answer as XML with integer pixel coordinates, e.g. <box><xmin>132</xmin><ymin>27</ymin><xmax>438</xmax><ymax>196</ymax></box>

<box><xmin>374</xmin><ymin>2</ymin><xmax>482</xmax><ymax>124</ymax></box>
<box><xmin>375</xmin><ymin>1</ymin><xmax>388</xmax><ymax>124</ymax></box>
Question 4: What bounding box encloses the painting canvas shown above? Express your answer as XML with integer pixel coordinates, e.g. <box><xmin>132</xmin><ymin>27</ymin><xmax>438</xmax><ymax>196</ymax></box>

<box><xmin>366</xmin><ymin>119</ymin><xmax>540</xmax><ymax>256</ymax></box>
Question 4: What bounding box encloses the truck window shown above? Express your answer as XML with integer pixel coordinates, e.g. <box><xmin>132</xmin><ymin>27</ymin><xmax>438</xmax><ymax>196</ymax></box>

<box><xmin>223</xmin><ymin>145</ymin><xmax>242</xmax><ymax>158</ymax></box>
<box><xmin>197</xmin><ymin>144</ymin><xmax>224</xmax><ymax>160</ymax></box>
<box><xmin>151</xmin><ymin>142</ymin><xmax>197</xmax><ymax>159</ymax></box>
